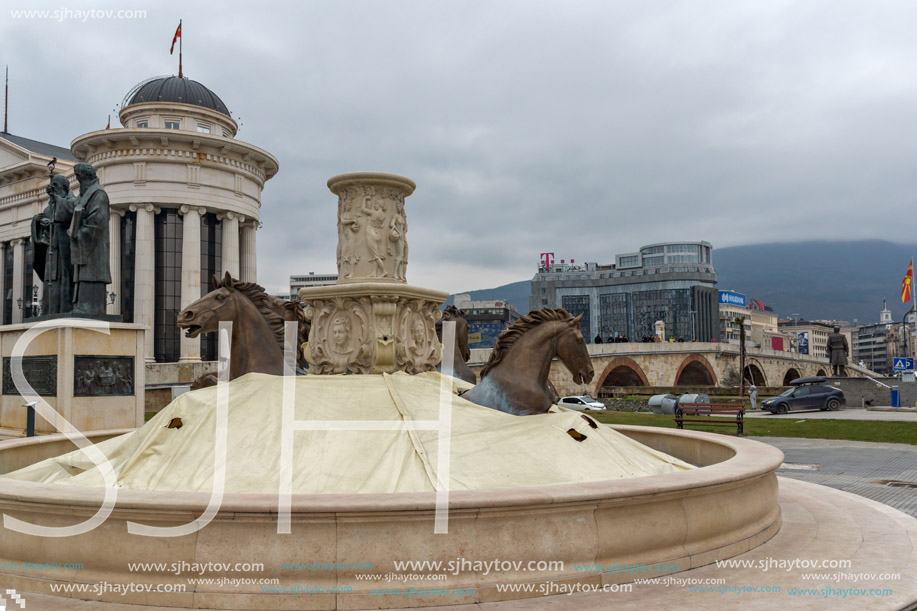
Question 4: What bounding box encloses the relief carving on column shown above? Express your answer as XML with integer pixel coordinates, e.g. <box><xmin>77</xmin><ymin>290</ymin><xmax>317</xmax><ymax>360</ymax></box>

<box><xmin>395</xmin><ymin>300</ymin><xmax>442</xmax><ymax>374</ymax></box>
<box><xmin>304</xmin><ymin>297</ymin><xmax>374</xmax><ymax>374</ymax></box>
<box><xmin>332</xmin><ymin>182</ymin><xmax>409</xmax><ymax>283</ymax></box>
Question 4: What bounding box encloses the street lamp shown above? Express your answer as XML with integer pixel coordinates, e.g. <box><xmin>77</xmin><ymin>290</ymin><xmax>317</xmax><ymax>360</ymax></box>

<box><xmin>108</xmin><ymin>291</ymin><xmax>117</xmax><ymax>306</ymax></box>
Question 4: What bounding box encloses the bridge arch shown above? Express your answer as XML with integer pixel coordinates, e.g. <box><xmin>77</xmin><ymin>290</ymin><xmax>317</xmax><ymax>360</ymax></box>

<box><xmin>674</xmin><ymin>354</ymin><xmax>718</xmax><ymax>386</ymax></box>
<box><xmin>744</xmin><ymin>360</ymin><xmax>767</xmax><ymax>386</ymax></box>
<box><xmin>596</xmin><ymin>357</ymin><xmax>650</xmax><ymax>390</ymax></box>
<box><xmin>816</xmin><ymin>368</ymin><xmax>827</xmax><ymax>377</ymax></box>
<box><xmin>783</xmin><ymin>368</ymin><xmax>801</xmax><ymax>385</ymax></box>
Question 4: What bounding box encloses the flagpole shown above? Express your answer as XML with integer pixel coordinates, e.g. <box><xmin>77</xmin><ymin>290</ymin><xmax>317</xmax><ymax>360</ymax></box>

<box><xmin>178</xmin><ymin>19</ymin><xmax>183</xmax><ymax>78</ymax></box>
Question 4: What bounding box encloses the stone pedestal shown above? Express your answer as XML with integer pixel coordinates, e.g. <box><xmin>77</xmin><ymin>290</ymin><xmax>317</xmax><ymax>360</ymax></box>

<box><xmin>0</xmin><ymin>322</ymin><xmax>145</xmax><ymax>434</ymax></box>
<box><xmin>299</xmin><ymin>172</ymin><xmax>447</xmax><ymax>375</ymax></box>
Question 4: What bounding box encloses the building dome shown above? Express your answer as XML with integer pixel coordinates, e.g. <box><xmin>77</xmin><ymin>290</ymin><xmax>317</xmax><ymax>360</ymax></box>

<box><xmin>122</xmin><ymin>76</ymin><xmax>231</xmax><ymax>117</ymax></box>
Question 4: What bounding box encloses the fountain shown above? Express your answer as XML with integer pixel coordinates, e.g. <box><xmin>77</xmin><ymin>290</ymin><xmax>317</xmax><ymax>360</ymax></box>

<box><xmin>0</xmin><ymin>173</ymin><xmax>783</xmax><ymax>609</ymax></box>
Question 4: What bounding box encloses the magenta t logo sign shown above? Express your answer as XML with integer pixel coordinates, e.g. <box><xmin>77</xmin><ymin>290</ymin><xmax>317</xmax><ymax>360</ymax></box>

<box><xmin>540</xmin><ymin>252</ymin><xmax>554</xmax><ymax>270</ymax></box>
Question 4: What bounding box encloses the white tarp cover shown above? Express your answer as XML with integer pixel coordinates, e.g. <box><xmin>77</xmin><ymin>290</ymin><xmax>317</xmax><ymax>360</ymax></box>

<box><xmin>3</xmin><ymin>372</ymin><xmax>693</xmax><ymax>493</ymax></box>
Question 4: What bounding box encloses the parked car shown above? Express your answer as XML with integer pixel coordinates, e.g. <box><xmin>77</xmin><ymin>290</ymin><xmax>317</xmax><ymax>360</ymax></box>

<box><xmin>558</xmin><ymin>395</ymin><xmax>606</xmax><ymax>411</ymax></box>
<box><xmin>761</xmin><ymin>377</ymin><xmax>845</xmax><ymax>414</ymax></box>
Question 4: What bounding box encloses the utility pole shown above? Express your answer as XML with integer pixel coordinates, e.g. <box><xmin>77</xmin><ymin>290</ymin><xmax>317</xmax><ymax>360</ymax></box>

<box><xmin>736</xmin><ymin>316</ymin><xmax>746</xmax><ymax>398</ymax></box>
<box><xmin>3</xmin><ymin>65</ymin><xmax>8</xmax><ymax>133</ymax></box>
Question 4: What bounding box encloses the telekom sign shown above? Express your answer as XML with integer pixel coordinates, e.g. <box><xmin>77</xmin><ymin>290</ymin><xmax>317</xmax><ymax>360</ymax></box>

<box><xmin>540</xmin><ymin>253</ymin><xmax>555</xmax><ymax>270</ymax></box>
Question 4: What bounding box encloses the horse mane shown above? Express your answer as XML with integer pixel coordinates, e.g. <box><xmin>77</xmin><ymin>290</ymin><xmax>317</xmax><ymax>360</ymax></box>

<box><xmin>480</xmin><ymin>308</ymin><xmax>577</xmax><ymax>379</ymax></box>
<box><xmin>213</xmin><ymin>274</ymin><xmax>309</xmax><ymax>366</ymax></box>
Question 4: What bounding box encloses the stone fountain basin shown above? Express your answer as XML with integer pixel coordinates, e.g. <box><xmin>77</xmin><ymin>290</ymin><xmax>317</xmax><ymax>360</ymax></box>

<box><xmin>0</xmin><ymin>425</ymin><xmax>782</xmax><ymax>609</ymax></box>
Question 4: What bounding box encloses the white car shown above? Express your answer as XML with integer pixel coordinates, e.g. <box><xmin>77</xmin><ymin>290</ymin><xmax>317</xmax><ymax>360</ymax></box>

<box><xmin>558</xmin><ymin>395</ymin><xmax>606</xmax><ymax>411</ymax></box>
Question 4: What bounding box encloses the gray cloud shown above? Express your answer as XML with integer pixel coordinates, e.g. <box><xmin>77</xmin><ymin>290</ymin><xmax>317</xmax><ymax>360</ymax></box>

<box><xmin>4</xmin><ymin>0</ymin><xmax>916</xmax><ymax>295</ymax></box>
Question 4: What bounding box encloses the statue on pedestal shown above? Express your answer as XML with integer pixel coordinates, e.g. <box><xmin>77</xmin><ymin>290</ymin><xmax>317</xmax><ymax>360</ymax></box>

<box><xmin>31</xmin><ymin>174</ymin><xmax>76</xmax><ymax>315</ymax></box>
<box><xmin>826</xmin><ymin>326</ymin><xmax>849</xmax><ymax>377</ymax></box>
<box><xmin>68</xmin><ymin>163</ymin><xmax>111</xmax><ymax>317</ymax></box>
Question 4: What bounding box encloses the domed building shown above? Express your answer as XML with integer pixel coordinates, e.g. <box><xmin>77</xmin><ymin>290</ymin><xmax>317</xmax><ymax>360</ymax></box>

<box><xmin>70</xmin><ymin>75</ymin><xmax>279</xmax><ymax>365</ymax></box>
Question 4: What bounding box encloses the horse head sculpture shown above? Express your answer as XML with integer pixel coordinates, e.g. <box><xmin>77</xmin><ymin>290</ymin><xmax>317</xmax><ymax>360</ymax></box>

<box><xmin>436</xmin><ymin>305</ymin><xmax>476</xmax><ymax>384</ymax></box>
<box><xmin>461</xmin><ymin>308</ymin><xmax>594</xmax><ymax>415</ymax></box>
<box><xmin>177</xmin><ymin>272</ymin><xmax>310</xmax><ymax>388</ymax></box>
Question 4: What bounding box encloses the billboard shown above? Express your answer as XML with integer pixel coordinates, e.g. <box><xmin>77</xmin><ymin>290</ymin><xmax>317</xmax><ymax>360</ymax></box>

<box><xmin>771</xmin><ymin>336</ymin><xmax>784</xmax><ymax>351</ymax></box>
<box><xmin>797</xmin><ymin>331</ymin><xmax>809</xmax><ymax>355</ymax></box>
<box><xmin>718</xmin><ymin>291</ymin><xmax>747</xmax><ymax>307</ymax></box>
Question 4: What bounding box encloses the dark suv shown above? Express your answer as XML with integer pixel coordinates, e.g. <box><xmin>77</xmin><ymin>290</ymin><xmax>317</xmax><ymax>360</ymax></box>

<box><xmin>761</xmin><ymin>377</ymin><xmax>845</xmax><ymax>414</ymax></box>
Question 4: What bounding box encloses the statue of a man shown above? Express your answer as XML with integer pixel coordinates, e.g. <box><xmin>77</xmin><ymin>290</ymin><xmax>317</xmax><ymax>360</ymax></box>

<box><xmin>68</xmin><ymin>163</ymin><xmax>111</xmax><ymax>317</ymax></box>
<box><xmin>826</xmin><ymin>326</ymin><xmax>849</xmax><ymax>377</ymax></box>
<box><xmin>31</xmin><ymin>174</ymin><xmax>76</xmax><ymax>314</ymax></box>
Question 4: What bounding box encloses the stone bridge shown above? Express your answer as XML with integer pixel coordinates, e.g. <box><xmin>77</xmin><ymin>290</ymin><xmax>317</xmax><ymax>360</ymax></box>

<box><xmin>469</xmin><ymin>342</ymin><xmax>876</xmax><ymax>398</ymax></box>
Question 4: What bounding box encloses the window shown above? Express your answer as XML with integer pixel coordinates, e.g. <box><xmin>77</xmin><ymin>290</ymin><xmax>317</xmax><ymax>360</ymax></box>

<box><xmin>618</xmin><ymin>255</ymin><xmax>639</xmax><ymax>267</ymax></box>
<box><xmin>196</xmin><ymin>124</ymin><xmax>211</xmax><ymax>134</ymax></box>
<box><xmin>561</xmin><ymin>295</ymin><xmax>591</xmax><ymax>339</ymax></box>
<box><xmin>200</xmin><ymin>213</ymin><xmax>222</xmax><ymax>361</ymax></box>
<box><xmin>222</xmin><ymin>129</ymin><xmax>231</xmax><ymax>137</ymax></box>
<box><xmin>120</xmin><ymin>211</ymin><xmax>136</xmax><ymax>323</ymax></box>
<box><xmin>154</xmin><ymin>210</ymin><xmax>183</xmax><ymax>362</ymax></box>
<box><xmin>164</xmin><ymin>120</ymin><xmax>180</xmax><ymax>130</ymax></box>
<box><xmin>136</xmin><ymin>121</ymin><xmax>148</xmax><ymax>128</ymax></box>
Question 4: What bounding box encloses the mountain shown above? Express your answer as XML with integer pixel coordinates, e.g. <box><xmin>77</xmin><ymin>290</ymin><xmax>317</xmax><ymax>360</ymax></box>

<box><xmin>714</xmin><ymin>240</ymin><xmax>915</xmax><ymax>324</ymax></box>
<box><xmin>446</xmin><ymin>241</ymin><xmax>916</xmax><ymax>324</ymax></box>
<box><xmin>443</xmin><ymin>280</ymin><xmax>532</xmax><ymax>314</ymax></box>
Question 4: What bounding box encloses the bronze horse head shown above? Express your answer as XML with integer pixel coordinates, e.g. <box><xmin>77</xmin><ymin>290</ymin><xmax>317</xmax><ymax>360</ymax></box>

<box><xmin>462</xmin><ymin>308</ymin><xmax>594</xmax><ymax>415</ymax></box>
<box><xmin>177</xmin><ymin>272</ymin><xmax>309</xmax><ymax>387</ymax></box>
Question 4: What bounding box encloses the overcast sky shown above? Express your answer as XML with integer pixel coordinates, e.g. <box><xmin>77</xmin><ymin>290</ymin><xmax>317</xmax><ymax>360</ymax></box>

<box><xmin>3</xmin><ymin>0</ymin><xmax>916</xmax><ymax>295</ymax></box>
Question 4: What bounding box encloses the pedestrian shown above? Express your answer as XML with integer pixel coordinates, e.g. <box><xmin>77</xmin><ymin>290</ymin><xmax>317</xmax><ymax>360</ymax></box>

<box><xmin>749</xmin><ymin>384</ymin><xmax>758</xmax><ymax>411</ymax></box>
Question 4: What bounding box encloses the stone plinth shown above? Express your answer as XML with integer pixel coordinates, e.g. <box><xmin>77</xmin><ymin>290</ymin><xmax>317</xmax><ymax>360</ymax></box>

<box><xmin>0</xmin><ymin>322</ymin><xmax>145</xmax><ymax>434</ymax></box>
<box><xmin>300</xmin><ymin>172</ymin><xmax>447</xmax><ymax>375</ymax></box>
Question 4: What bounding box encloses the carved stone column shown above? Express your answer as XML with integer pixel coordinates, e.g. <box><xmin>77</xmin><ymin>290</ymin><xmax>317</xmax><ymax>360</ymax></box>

<box><xmin>107</xmin><ymin>209</ymin><xmax>124</xmax><ymax>316</ymax></box>
<box><xmin>219</xmin><ymin>212</ymin><xmax>240</xmax><ymax>280</ymax></box>
<box><xmin>240</xmin><ymin>219</ymin><xmax>257</xmax><ymax>282</ymax></box>
<box><xmin>11</xmin><ymin>239</ymin><xmax>23</xmax><ymax>324</ymax></box>
<box><xmin>179</xmin><ymin>205</ymin><xmax>204</xmax><ymax>362</ymax></box>
<box><xmin>300</xmin><ymin>172</ymin><xmax>447</xmax><ymax>375</ymax></box>
<box><xmin>131</xmin><ymin>204</ymin><xmax>159</xmax><ymax>362</ymax></box>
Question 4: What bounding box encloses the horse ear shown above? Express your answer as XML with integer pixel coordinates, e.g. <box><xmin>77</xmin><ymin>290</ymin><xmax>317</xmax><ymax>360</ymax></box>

<box><xmin>211</xmin><ymin>275</ymin><xmax>219</xmax><ymax>290</ymax></box>
<box><xmin>572</xmin><ymin>313</ymin><xmax>583</xmax><ymax>324</ymax></box>
<box><xmin>223</xmin><ymin>271</ymin><xmax>233</xmax><ymax>287</ymax></box>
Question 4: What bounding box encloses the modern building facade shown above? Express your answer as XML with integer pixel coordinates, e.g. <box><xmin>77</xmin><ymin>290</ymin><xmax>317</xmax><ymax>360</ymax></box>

<box><xmin>288</xmin><ymin>272</ymin><xmax>338</xmax><ymax>300</ymax></box>
<box><xmin>717</xmin><ymin>290</ymin><xmax>781</xmax><ymax>349</ymax></box>
<box><xmin>530</xmin><ymin>242</ymin><xmax>719</xmax><ymax>342</ymax></box>
<box><xmin>453</xmin><ymin>293</ymin><xmax>521</xmax><ymax>349</ymax></box>
<box><xmin>0</xmin><ymin>75</ymin><xmax>279</xmax><ymax>365</ymax></box>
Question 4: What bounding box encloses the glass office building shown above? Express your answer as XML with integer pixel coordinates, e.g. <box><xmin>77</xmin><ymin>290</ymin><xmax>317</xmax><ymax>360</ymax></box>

<box><xmin>531</xmin><ymin>242</ymin><xmax>719</xmax><ymax>341</ymax></box>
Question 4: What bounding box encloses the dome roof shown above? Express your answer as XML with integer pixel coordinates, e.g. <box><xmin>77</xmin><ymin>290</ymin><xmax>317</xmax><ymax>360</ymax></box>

<box><xmin>122</xmin><ymin>76</ymin><xmax>231</xmax><ymax>117</ymax></box>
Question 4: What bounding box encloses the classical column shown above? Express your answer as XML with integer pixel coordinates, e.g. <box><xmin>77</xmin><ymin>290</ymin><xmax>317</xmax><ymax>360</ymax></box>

<box><xmin>107</xmin><ymin>209</ymin><xmax>123</xmax><ymax>316</ymax></box>
<box><xmin>179</xmin><ymin>205</ymin><xmax>204</xmax><ymax>362</ymax></box>
<box><xmin>131</xmin><ymin>204</ymin><xmax>158</xmax><ymax>362</ymax></box>
<box><xmin>11</xmin><ymin>239</ymin><xmax>23</xmax><ymax>324</ymax></box>
<box><xmin>239</xmin><ymin>219</ymin><xmax>258</xmax><ymax>282</ymax></box>
<box><xmin>0</xmin><ymin>242</ymin><xmax>6</xmax><ymax>325</ymax></box>
<box><xmin>219</xmin><ymin>212</ymin><xmax>240</xmax><ymax>279</ymax></box>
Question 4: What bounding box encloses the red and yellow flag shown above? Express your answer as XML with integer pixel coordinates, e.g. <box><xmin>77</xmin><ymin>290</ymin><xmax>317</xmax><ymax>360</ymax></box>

<box><xmin>170</xmin><ymin>22</ymin><xmax>182</xmax><ymax>55</ymax></box>
<box><xmin>903</xmin><ymin>259</ymin><xmax>914</xmax><ymax>304</ymax></box>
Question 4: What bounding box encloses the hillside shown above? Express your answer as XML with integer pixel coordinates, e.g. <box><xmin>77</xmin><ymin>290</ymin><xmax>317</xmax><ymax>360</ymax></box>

<box><xmin>446</xmin><ymin>241</ymin><xmax>916</xmax><ymax>324</ymax></box>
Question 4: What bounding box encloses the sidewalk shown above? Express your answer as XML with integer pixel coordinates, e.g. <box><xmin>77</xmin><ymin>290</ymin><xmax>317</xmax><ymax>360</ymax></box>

<box><xmin>744</xmin><ymin>406</ymin><xmax>916</xmax><ymax>421</ymax></box>
<box><xmin>752</xmin><ymin>436</ymin><xmax>917</xmax><ymax>518</ymax></box>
